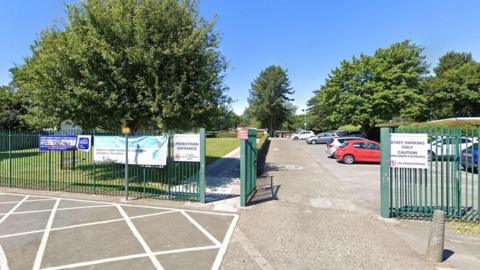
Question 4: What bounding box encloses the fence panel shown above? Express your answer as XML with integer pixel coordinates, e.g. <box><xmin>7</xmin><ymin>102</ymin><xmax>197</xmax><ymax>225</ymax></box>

<box><xmin>0</xmin><ymin>129</ymin><xmax>205</xmax><ymax>202</ymax></box>
<box><xmin>381</xmin><ymin>127</ymin><xmax>479</xmax><ymax>222</ymax></box>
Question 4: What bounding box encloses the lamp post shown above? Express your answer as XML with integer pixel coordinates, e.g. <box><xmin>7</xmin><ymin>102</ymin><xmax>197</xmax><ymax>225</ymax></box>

<box><xmin>302</xmin><ymin>109</ymin><xmax>307</xmax><ymax>130</ymax></box>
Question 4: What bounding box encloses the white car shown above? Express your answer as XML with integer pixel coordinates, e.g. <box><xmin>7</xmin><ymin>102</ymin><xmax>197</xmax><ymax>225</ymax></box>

<box><xmin>325</xmin><ymin>137</ymin><xmax>365</xmax><ymax>157</ymax></box>
<box><xmin>291</xmin><ymin>130</ymin><xmax>315</xmax><ymax>140</ymax></box>
<box><xmin>429</xmin><ymin>137</ymin><xmax>478</xmax><ymax>159</ymax></box>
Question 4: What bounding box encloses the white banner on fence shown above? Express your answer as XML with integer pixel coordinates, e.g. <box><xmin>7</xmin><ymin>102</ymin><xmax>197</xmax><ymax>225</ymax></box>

<box><xmin>94</xmin><ymin>135</ymin><xmax>168</xmax><ymax>166</ymax></box>
<box><xmin>390</xmin><ymin>133</ymin><xmax>429</xmax><ymax>169</ymax></box>
<box><xmin>173</xmin><ymin>134</ymin><xmax>201</xmax><ymax>162</ymax></box>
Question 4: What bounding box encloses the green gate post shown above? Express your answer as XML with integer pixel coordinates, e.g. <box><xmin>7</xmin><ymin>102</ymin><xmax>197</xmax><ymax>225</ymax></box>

<box><xmin>380</xmin><ymin>127</ymin><xmax>391</xmax><ymax>218</ymax></box>
<box><xmin>240</xmin><ymin>128</ymin><xmax>257</xmax><ymax>207</ymax></box>
<box><xmin>199</xmin><ymin>128</ymin><xmax>206</xmax><ymax>203</ymax></box>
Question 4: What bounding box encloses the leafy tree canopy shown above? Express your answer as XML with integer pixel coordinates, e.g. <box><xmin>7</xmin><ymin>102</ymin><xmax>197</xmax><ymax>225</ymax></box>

<box><xmin>15</xmin><ymin>0</ymin><xmax>228</xmax><ymax>131</ymax></box>
<box><xmin>308</xmin><ymin>40</ymin><xmax>428</xmax><ymax>133</ymax></box>
<box><xmin>247</xmin><ymin>65</ymin><xmax>294</xmax><ymax>134</ymax></box>
<box><xmin>423</xmin><ymin>52</ymin><xmax>480</xmax><ymax>119</ymax></box>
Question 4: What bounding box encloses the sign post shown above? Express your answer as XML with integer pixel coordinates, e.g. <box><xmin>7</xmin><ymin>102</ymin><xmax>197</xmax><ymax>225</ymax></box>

<box><xmin>122</xmin><ymin>127</ymin><xmax>130</xmax><ymax>201</ymax></box>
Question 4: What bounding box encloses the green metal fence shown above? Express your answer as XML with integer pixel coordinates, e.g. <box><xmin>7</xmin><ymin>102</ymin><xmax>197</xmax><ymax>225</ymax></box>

<box><xmin>380</xmin><ymin>127</ymin><xmax>479</xmax><ymax>222</ymax></box>
<box><xmin>0</xmin><ymin>129</ymin><xmax>206</xmax><ymax>202</ymax></box>
<box><xmin>240</xmin><ymin>128</ymin><xmax>257</xmax><ymax>207</ymax></box>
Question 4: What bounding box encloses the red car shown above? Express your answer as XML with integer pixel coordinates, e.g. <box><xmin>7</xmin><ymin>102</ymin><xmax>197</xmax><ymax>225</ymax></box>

<box><xmin>334</xmin><ymin>139</ymin><xmax>381</xmax><ymax>164</ymax></box>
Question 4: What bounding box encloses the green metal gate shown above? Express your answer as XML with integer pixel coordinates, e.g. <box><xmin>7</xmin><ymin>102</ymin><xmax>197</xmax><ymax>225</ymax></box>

<box><xmin>380</xmin><ymin>127</ymin><xmax>479</xmax><ymax>222</ymax></box>
<box><xmin>0</xmin><ymin>129</ymin><xmax>206</xmax><ymax>202</ymax></box>
<box><xmin>240</xmin><ymin>128</ymin><xmax>257</xmax><ymax>207</ymax></box>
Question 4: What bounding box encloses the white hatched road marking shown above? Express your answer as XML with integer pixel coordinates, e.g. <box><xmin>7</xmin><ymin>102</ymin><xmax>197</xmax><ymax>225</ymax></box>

<box><xmin>211</xmin><ymin>214</ymin><xmax>239</xmax><ymax>270</ymax></box>
<box><xmin>180</xmin><ymin>210</ymin><xmax>221</xmax><ymax>247</ymax></box>
<box><xmin>0</xmin><ymin>210</ymin><xmax>178</xmax><ymax>239</ymax></box>
<box><xmin>0</xmin><ymin>198</ymin><xmax>54</xmax><ymax>205</ymax></box>
<box><xmin>0</xmin><ymin>192</ymin><xmax>238</xmax><ymax>270</ymax></box>
<box><xmin>0</xmin><ymin>195</ymin><xmax>30</xmax><ymax>225</ymax></box>
<box><xmin>41</xmin><ymin>245</ymin><xmax>219</xmax><ymax>270</ymax></box>
<box><xmin>0</xmin><ymin>243</ymin><xmax>9</xmax><ymax>270</ymax></box>
<box><xmin>0</xmin><ymin>204</ymin><xmax>114</xmax><ymax>216</ymax></box>
<box><xmin>32</xmin><ymin>199</ymin><xmax>60</xmax><ymax>270</ymax></box>
<box><xmin>116</xmin><ymin>205</ymin><xmax>164</xmax><ymax>270</ymax></box>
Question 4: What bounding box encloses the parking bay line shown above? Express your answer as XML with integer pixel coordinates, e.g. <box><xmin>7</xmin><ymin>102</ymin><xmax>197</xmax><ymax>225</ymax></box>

<box><xmin>32</xmin><ymin>199</ymin><xmax>60</xmax><ymax>270</ymax></box>
<box><xmin>0</xmin><ymin>210</ymin><xmax>179</xmax><ymax>240</ymax></box>
<box><xmin>41</xmin><ymin>245</ymin><xmax>220</xmax><ymax>270</ymax></box>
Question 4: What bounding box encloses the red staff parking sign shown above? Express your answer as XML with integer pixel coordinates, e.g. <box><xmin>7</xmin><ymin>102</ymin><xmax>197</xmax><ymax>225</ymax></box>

<box><xmin>237</xmin><ymin>127</ymin><xmax>248</xmax><ymax>140</ymax></box>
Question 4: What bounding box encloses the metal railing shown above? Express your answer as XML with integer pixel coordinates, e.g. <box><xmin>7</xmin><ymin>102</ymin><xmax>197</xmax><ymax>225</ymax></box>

<box><xmin>0</xmin><ymin>129</ymin><xmax>206</xmax><ymax>202</ymax></box>
<box><xmin>381</xmin><ymin>128</ymin><xmax>479</xmax><ymax>222</ymax></box>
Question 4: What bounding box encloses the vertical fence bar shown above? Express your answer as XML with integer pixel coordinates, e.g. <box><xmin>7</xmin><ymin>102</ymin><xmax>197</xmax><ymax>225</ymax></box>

<box><xmin>198</xmin><ymin>128</ymin><xmax>206</xmax><ymax>203</ymax></box>
<box><xmin>380</xmin><ymin>127</ymin><xmax>391</xmax><ymax>218</ymax></box>
<box><xmin>8</xmin><ymin>130</ymin><xmax>12</xmax><ymax>188</ymax></box>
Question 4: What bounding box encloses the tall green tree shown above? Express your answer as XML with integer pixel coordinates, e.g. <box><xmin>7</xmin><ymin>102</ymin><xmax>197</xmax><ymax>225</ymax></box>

<box><xmin>15</xmin><ymin>0</ymin><xmax>228</xmax><ymax>131</ymax></box>
<box><xmin>308</xmin><ymin>40</ymin><xmax>428</xmax><ymax>134</ymax></box>
<box><xmin>0</xmin><ymin>86</ymin><xmax>29</xmax><ymax>130</ymax></box>
<box><xmin>423</xmin><ymin>51</ymin><xmax>480</xmax><ymax>119</ymax></box>
<box><xmin>247</xmin><ymin>65</ymin><xmax>294</xmax><ymax>134</ymax></box>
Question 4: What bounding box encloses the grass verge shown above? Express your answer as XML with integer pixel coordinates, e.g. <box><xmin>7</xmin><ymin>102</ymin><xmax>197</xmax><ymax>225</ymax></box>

<box><xmin>206</xmin><ymin>138</ymin><xmax>240</xmax><ymax>165</ymax></box>
<box><xmin>449</xmin><ymin>221</ymin><xmax>480</xmax><ymax>236</ymax></box>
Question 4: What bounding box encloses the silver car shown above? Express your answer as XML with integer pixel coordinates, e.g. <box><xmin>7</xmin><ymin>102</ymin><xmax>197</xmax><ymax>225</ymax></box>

<box><xmin>325</xmin><ymin>137</ymin><xmax>365</xmax><ymax>157</ymax></box>
<box><xmin>306</xmin><ymin>132</ymin><xmax>336</xmax><ymax>144</ymax></box>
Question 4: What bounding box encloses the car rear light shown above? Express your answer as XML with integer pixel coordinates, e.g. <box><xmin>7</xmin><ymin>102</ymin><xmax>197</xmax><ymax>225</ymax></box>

<box><xmin>327</xmin><ymin>144</ymin><xmax>332</xmax><ymax>148</ymax></box>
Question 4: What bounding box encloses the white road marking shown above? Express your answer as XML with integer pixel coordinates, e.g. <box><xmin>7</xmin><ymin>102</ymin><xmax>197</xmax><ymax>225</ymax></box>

<box><xmin>0</xmin><ymin>210</ymin><xmax>178</xmax><ymax>239</ymax></box>
<box><xmin>0</xmin><ymin>195</ymin><xmax>29</xmax><ymax>225</ymax></box>
<box><xmin>0</xmin><ymin>244</ymin><xmax>9</xmax><ymax>270</ymax></box>
<box><xmin>180</xmin><ymin>210</ymin><xmax>221</xmax><ymax>247</ymax></box>
<box><xmin>211</xmin><ymin>214</ymin><xmax>239</xmax><ymax>270</ymax></box>
<box><xmin>0</xmin><ymin>192</ymin><xmax>238</xmax><ymax>270</ymax></box>
<box><xmin>0</xmin><ymin>198</ymin><xmax>55</xmax><ymax>205</ymax></box>
<box><xmin>116</xmin><ymin>205</ymin><xmax>164</xmax><ymax>270</ymax></box>
<box><xmin>32</xmin><ymin>199</ymin><xmax>60</xmax><ymax>270</ymax></box>
<box><xmin>41</xmin><ymin>245</ymin><xmax>219</xmax><ymax>270</ymax></box>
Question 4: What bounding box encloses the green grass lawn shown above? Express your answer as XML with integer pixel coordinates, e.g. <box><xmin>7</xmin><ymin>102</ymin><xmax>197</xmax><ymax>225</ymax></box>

<box><xmin>206</xmin><ymin>138</ymin><xmax>240</xmax><ymax>165</ymax></box>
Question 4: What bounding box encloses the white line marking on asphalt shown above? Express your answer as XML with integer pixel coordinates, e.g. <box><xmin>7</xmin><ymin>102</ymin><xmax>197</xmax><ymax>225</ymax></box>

<box><xmin>41</xmin><ymin>245</ymin><xmax>219</xmax><ymax>270</ymax></box>
<box><xmin>180</xmin><ymin>210</ymin><xmax>221</xmax><ymax>247</ymax></box>
<box><xmin>0</xmin><ymin>192</ymin><xmax>237</xmax><ymax>216</ymax></box>
<box><xmin>0</xmin><ymin>210</ymin><xmax>178</xmax><ymax>239</ymax></box>
<box><xmin>0</xmin><ymin>203</ymin><xmax>116</xmax><ymax>216</ymax></box>
<box><xmin>0</xmin><ymin>244</ymin><xmax>9</xmax><ymax>270</ymax></box>
<box><xmin>116</xmin><ymin>205</ymin><xmax>164</xmax><ymax>270</ymax></box>
<box><xmin>211</xmin><ymin>214</ymin><xmax>239</xmax><ymax>270</ymax></box>
<box><xmin>0</xmin><ymin>195</ymin><xmax>29</xmax><ymax>225</ymax></box>
<box><xmin>32</xmin><ymin>199</ymin><xmax>60</xmax><ymax>270</ymax></box>
<box><xmin>0</xmin><ymin>198</ymin><xmax>56</xmax><ymax>205</ymax></box>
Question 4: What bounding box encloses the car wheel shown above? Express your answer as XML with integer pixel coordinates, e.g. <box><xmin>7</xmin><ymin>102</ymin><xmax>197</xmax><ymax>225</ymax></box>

<box><xmin>343</xmin><ymin>154</ymin><xmax>355</xmax><ymax>164</ymax></box>
<box><xmin>312</xmin><ymin>140</ymin><xmax>317</xmax><ymax>144</ymax></box>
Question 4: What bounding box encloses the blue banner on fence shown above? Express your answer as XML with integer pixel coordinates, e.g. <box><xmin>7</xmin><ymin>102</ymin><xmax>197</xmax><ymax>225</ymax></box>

<box><xmin>93</xmin><ymin>135</ymin><xmax>169</xmax><ymax>166</ymax></box>
<box><xmin>39</xmin><ymin>135</ymin><xmax>78</xmax><ymax>151</ymax></box>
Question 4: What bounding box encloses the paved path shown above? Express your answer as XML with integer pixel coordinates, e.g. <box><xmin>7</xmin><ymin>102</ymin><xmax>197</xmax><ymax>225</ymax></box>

<box><xmin>222</xmin><ymin>139</ymin><xmax>433</xmax><ymax>270</ymax></box>
<box><xmin>206</xmin><ymin>147</ymin><xmax>241</xmax><ymax>212</ymax></box>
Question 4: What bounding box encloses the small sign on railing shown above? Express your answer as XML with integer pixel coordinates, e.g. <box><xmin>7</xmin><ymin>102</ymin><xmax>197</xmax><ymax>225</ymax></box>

<box><xmin>237</xmin><ymin>127</ymin><xmax>248</xmax><ymax>140</ymax></box>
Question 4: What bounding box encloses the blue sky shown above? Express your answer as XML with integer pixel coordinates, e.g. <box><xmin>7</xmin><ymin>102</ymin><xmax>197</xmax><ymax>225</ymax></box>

<box><xmin>1</xmin><ymin>1</ymin><xmax>479</xmax><ymax>115</ymax></box>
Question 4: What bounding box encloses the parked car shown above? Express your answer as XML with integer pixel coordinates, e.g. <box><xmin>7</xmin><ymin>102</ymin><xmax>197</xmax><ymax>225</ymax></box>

<box><xmin>334</xmin><ymin>139</ymin><xmax>381</xmax><ymax>164</ymax></box>
<box><xmin>428</xmin><ymin>136</ymin><xmax>478</xmax><ymax>159</ymax></box>
<box><xmin>461</xmin><ymin>143</ymin><xmax>478</xmax><ymax>170</ymax></box>
<box><xmin>325</xmin><ymin>137</ymin><xmax>365</xmax><ymax>157</ymax></box>
<box><xmin>339</xmin><ymin>130</ymin><xmax>365</xmax><ymax>138</ymax></box>
<box><xmin>291</xmin><ymin>130</ymin><xmax>315</xmax><ymax>140</ymax></box>
<box><xmin>306</xmin><ymin>132</ymin><xmax>335</xmax><ymax>144</ymax></box>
